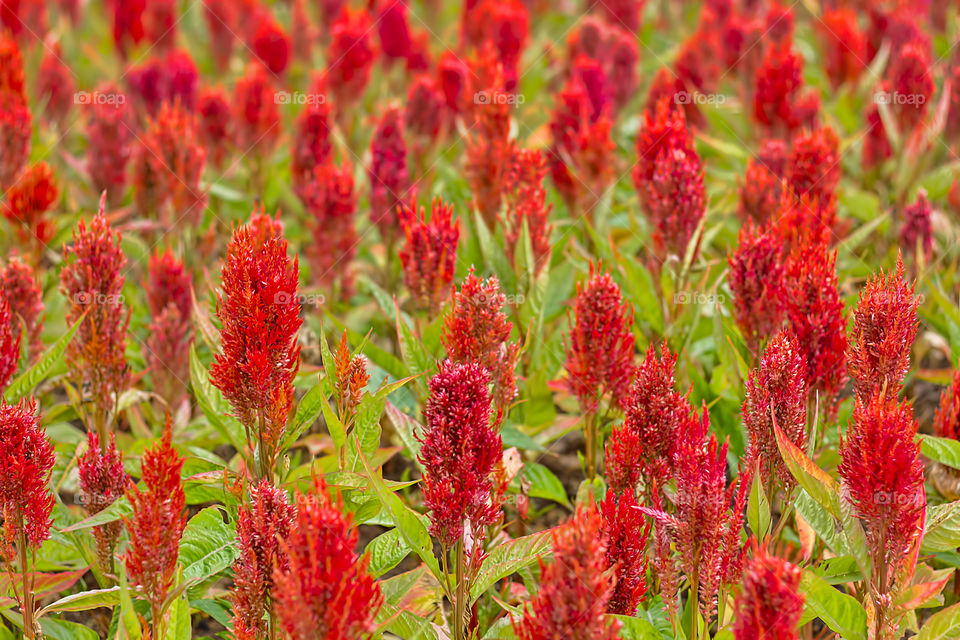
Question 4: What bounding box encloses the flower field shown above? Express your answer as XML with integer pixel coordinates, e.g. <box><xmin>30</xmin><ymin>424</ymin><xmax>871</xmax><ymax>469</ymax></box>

<box><xmin>3</xmin><ymin>0</ymin><xmax>960</xmax><ymax>639</ymax></box>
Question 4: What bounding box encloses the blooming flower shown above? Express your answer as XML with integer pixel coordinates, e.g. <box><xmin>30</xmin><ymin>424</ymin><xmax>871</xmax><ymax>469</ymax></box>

<box><xmin>234</xmin><ymin>64</ymin><xmax>281</xmax><ymax>158</ymax></box>
<box><xmin>404</xmin><ymin>74</ymin><xmax>445</xmax><ymax>156</ymax></box>
<box><xmin>325</xmin><ymin>8</ymin><xmax>376</xmax><ymax>107</ymax></box>
<box><xmin>848</xmin><ymin>256</ymin><xmax>919</xmax><ymax>401</ymax></box>
<box><xmin>753</xmin><ymin>39</ymin><xmax>812</xmax><ymax>136</ymax></box>
<box><xmin>333</xmin><ymin>330</ymin><xmax>369</xmax><ymax>431</ymax></box>
<box><xmin>0</xmin><ymin>291</ymin><xmax>20</xmax><ymax>393</ymax></box>
<box><xmin>934</xmin><ymin>368</ymin><xmax>960</xmax><ymax>441</ymax></box>
<box><xmin>301</xmin><ymin>160</ymin><xmax>357</xmax><ymax>298</ymax></box>
<box><xmin>203</xmin><ymin>0</ymin><xmax>236</xmax><ymax>70</ymax></box>
<box><xmin>77</xmin><ymin>432</ymin><xmax>128</xmax><ymax>570</ymax></box>
<box><xmin>375</xmin><ymin>0</ymin><xmax>415</xmax><ymax>67</ymax></box>
<box><xmin>600</xmin><ymin>489</ymin><xmax>650</xmax><ymax>615</ymax></box>
<box><xmin>438</xmin><ymin>51</ymin><xmax>472</xmax><ymax>117</ymax></box>
<box><xmin>197</xmin><ymin>86</ymin><xmax>233</xmax><ymax>168</ymax></box>
<box><xmin>252</xmin><ymin>11</ymin><xmax>291</xmax><ymax>75</ymax></box>
<box><xmin>1</xmin><ymin>256</ymin><xmax>43</xmax><ymax>364</ymax></box>
<box><xmin>291</xmin><ymin>79</ymin><xmax>332</xmax><ymax>199</ymax></box>
<box><xmin>1</xmin><ymin>162</ymin><xmax>58</xmax><ymax>251</ymax></box>
<box><xmin>472</xmin><ymin>0</ymin><xmax>528</xmax><ymax>92</ymax></box>
<box><xmin>272</xmin><ymin>481</ymin><xmax>383</xmax><ymax>640</ymax></box>
<box><xmin>732</xmin><ymin>545</ymin><xmax>804</xmax><ymax>640</ymax></box>
<box><xmin>232</xmin><ymin>480</ymin><xmax>296</xmax><ymax>640</ymax></box>
<box><xmin>728</xmin><ymin>220</ymin><xmax>787</xmax><ymax>353</ymax></box>
<box><xmin>818</xmin><ymin>9</ymin><xmax>866</xmax><ymax>89</ymax></box>
<box><xmin>85</xmin><ymin>83</ymin><xmax>133</xmax><ymax>206</ymax></box>
<box><xmin>369</xmin><ymin>106</ymin><xmax>410</xmax><ymax>249</ymax></box>
<box><xmin>887</xmin><ymin>42</ymin><xmax>933</xmax><ymax>133</ymax></box>
<box><xmin>863</xmin><ymin>93</ymin><xmax>893</xmax><ymax>171</ymax></box>
<box><xmin>502</xmin><ymin>147</ymin><xmax>553</xmax><ymax>276</ymax></box>
<box><xmin>787</xmin><ymin>126</ymin><xmax>840</xmax><ymax>218</ymax></box>
<box><xmin>0</xmin><ymin>398</ymin><xmax>54</xmax><ymax>551</ymax></box>
<box><xmin>901</xmin><ymin>191</ymin><xmax>933</xmax><ymax>262</ymax></box>
<box><xmin>35</xmin><ymin>39</ymin><xmax>74</xmax><ymax>127</ymax></box>
<box><xmin>418</xmin><ymin>360</ymin><xmax>502</xmax><ymax>550</ymax></box>
<box><xmin>0</xmin><ymin>89</ymin><xmax>30</xmax><ymax>191</ymax></box>
<box><xmin>110</xmin><ymin>0</ymin><xmax>145</xmax><ymax>57</ymax></box>
<box><xmin>142</xmin><ymin>0</ymin><xmax>176</xmax><ymax>52</ymax></box>
<box><xmin>146</xmin><ymin>250</ymin><xmax>192</xmax><ymax>407</ymax></box>
<box><xmin>399</xmin><ymin>196</ymin><xmax>460</xmax><ymax>316</ymax></box>
<box><xmin>513</xmin><ymin>504</ymin><xmax>619</xmax><ymax>640</ymax></box>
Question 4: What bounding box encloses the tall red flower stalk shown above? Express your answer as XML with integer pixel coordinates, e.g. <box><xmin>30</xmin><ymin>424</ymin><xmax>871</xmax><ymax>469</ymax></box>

<box><xmin>146</xmin><ymin>250</ymin><xmax>193</xmax><ymax>408</ymax></box>
<box><xmin>77</xmin><ymin>432</ymin><xmax>128</xmax><ymax>572</ymax></box>
<box><xmin>442</xmin><ymin>269</ymin><xmax>519</xmax><ymax>417</ymax></box>
<box><xmin>197</xmin><ymin>86</ymin><xmax>233</xmax><ymax>168</ymax></box>
<box><xmin>564</xmin><ymin>264</ymin><xmax>635</xmax><ymax>478</ymax></box>
<box><xmin>743</xmin><ymin>331</ymin><xmax>807</xmax><ymax>497</ymax></box>
<box><xmin>1</xmin><ymin>162</ymin><xmax>59</xmax><ymax>255</ymax></box>
<box><xmin>1</xmin><ymin>256</ymin><xmax>43</xmax><ymax>364</ymax></box>
<box><xmin>272</xmin><ymin>481</ymin><xmax>383</xmax><ymax>640</ymax></box>
<box><xmin>231</xmin><ymin>480</ymin><xmax>296</xmax><ymax>640</ymax></box>
<box><xmin>290</xmin><ymin>78</ymin><xmax>331</xmax><ymax>199</ymax></box>
<box><xmin>325</xmin><ymin>8</ymin><xmax>376</xmax><ymax>108</ymax></box>
<box><xmin>732</xmin><ymin>545</ymin><xmax>804</xmax><ymax>640</ymax></box>
<box><xmin>234</xmin><ymin>65</ymin><xmax>281</xmax><ymax>175</ymax></box>
<box><xmin>203</xmin><ymin>0</ymin><xmax>236</xmax><ymax>71</ymax></box>
<box><xmin>600</xmin><ymin>489</ymin><xmax>650</xmax><ymax>615</ymax></box>
<box><xmin>838</xmin><ymin>393</ymin><xmax>925</xmax><ymax>638</ymax></box>
<box><xmin>849</xmin><ymin>257</ymin><xmax>919</xmax><ymax>402</ymax></box>
<box><xmin>399</xmin><ymin>196</ymin><xmax>459</xmax><ymax>317</ymax></box>
<box><xmin>85</xmin><ymin>84</ymin><xmax>133</xmax><ymax>207</ymax></box>
<box><xmin>0</xmin><ymin>290</ymin><xmax>19</xmax><ymax>394</ymax></box>
<box><xmin>752</xmin><ymin>39</ymin><xmax>816</xmax><ymax>136</ymax></box>
<box><xmin>209</xmin><ymin>211</ymin><xmax>302</xmax><ymax>480</ymax></box>
<box><xmin>787</xmin><ymin>126</ymin><xmax>840</xmax><ymax>221</ymax></box>
<box><xmin>0</xmin><ymin>88</ymin><xmax>30</xmax><ymax>191</ymax></box>
<box><xmin>35</xmin><ymin>39</ymin><xmax>74</xmax><ymax>127</ymax></box>
<box><xmin>301</xmin><ymin>160</ymin><xmax>357</xmax><ymax>299</ymax></box>
<box><xmin>887</xmin><ymin>42</ymin><xmax>933</xmax><ymax>133</ymax></box>
<box><xmin>901</xmin><ymin>191</ymin><xmax>933</xmax><ymax>262</ymax></box>
<box><xmin>738</xmin><ymin>139</ymin><xmax>787</xmax><ymax>224</ymax></box>
<box><xmin>0</xmin><ymin>398</ymin><xmax>55</xmax><ymax>640</ymax></box>
<box><xmin>59</xmin><ymin>195</ymin><xmax>131</xmax><ymax>441</ymax></box>
<box><xmin>503</xmin><ymin>147</ymin><xmax>553</xmax><ymax>276</ymax></box>
<box><xmin>728</xmin><ymin>220</ymin><xmax>787</xmax><ymax>355</ymax></box>
<box><xmin>404</xmin><ymin>74</ymin><xmax>445</xmax><ymax>167</ymax></box>
<box><xmin>513</xmin><ymin>505</ymin><xmax>620</xmax><ymax>640</ymax></box>
<box><xmin>935</xmin><ymin>368</ymin><xmax>960</xmax><ymax>440</ymax></box>
<box><xmin>123</xmin><ymin>420</ymin><xmax>186</xmax><ymax>638</ymax></box>
<box><xmin>251</xmin><ymin>11</ymin><xmax>291</xmax><ymax>76</ymax></box>
<box><xmin>419</xmin><ymin>361</ymin><xmax>502</xmax><ymax>640</ymax></box>
<box><xmin>818</xmin><ymin>8</ymin><xmax>866</xmax><ymax>89</ymax></box>
<box><xmin>368</xmin><ymin>106</ymin><xmax>410</xmax><ymax>251</ymax></box>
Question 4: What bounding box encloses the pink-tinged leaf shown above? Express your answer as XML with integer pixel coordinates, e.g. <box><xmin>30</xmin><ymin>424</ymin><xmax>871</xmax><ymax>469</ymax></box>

<box><xmin>893</xmin><ymin>567</ymin><xmax>953</xmax><ymax>611</ymax></box>
<box><xmin>795</xmin><ymin>510</ymin><xmax>816</xmax><ymax>561</ymax></box>
<box><xmin>774</xmin><ymin>421</ymin><xmax>841</xmax><ymax>518</ymax></box>
<box><xmin>0</xmin><ymin>567</ymin><xmax>89</xmax><ymax>600</ymax></box>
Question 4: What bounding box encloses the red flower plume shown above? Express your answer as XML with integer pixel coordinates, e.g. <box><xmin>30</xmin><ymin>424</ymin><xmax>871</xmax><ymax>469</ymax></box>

<box><xmin>1</xmin><ymin>256</ymin><xmax>43</xmax><ymax>364</ymax></box>
<box><xmin>503</xmin><ymin>147</ymin><xmax>553</xmax><ymax>276</ymax></box>
<box><xmin>198</xmin><ymin>87</ymin><xmax>233</xmax><ymax>168</ymax></box>
<box><xmin>1</xmin><ymin>162</ymin><xmax>58</xmax><ymax>253</ymax></box>
<box><xmin>0</xmin><ymin>399</ymin><xmax>55</xmax><ymax>551</ymax></box>
<box><xmin>325</xmin><ymin>8</ymin><xmax>376</xmax><ymax>107</ymax></box>
<box><xmin>0</xmin><ymin>89</ymin><xmax>30</xmax><ymax>191</ymax></box>
<box><xmin>728</xmin><ymin>220</ymin><xmax>787</xmax><ymax>353</ymax></box>
<box><xmin>901</xmin><ymin>191</ymin><xmax>933</xmax><ymax>262</ymax></box>
<box><xmin>399</xmin><ymin>196</ymin><xmax>460</xmax><ymax>316</ymax></box>
<box><xmin>934</xmin><ymin>368</ymin><xmax>960</xmax><ymax>441</ymax></box>
<box><xmin>78</xmin><ymin>432</ymin><xmax>128</xmax><ymax>570</ymax></box>
<box><xmin>600</xmin><ymin>489</ymin><xmax>650</xmax><ymax>615</ymax></box>
<box><xmin>36</xmin><ymin>39</ymin><xmax>74</xmax><ymax>127</ymax></box>
<box><xmin>234</xmin><ymin>64</ymin><xmax>281</xmax><ymax>158</ymax></box>
<box><xmin>818</xmin><ymin>9</ymin><xmax>866</xmax><ymax>89</ymax></box>
<box><xmin>732</xmin><ymin>545</ymin><xmax>804</xmax><ymax>640</ymax></box>
<box><xmin>301</xmin><ymin>160</ymin><xmax>358</xmax><ymax>298</ymax></box>
<box><xmin>369</xmin><ymin>106</ymin><xmax>410</xmax><ymax>248</ymax></box>
<box><xmin>85</xmin><ymin>84</ymin><xmax>133</xmax><ymax>206</ymax></box>
<box><xmin>738</xmin><ymin>139</ymin><xmax>787</xmax><ymax>224</ymax></box>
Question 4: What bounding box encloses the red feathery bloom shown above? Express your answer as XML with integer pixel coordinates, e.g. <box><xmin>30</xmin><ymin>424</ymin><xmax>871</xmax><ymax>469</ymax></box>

<box><xmin>209</xmin><ymin>211</ymin><xmax>302</xmax><ymax>474</ymax></box>
<box><xmin>252</xmin><ymin>12</ymin><xmax>291</xmax><ymax>75</ymax></box>
<box><xmin>901</xmin><ymin>191</ymin><xmax>933</xmax><ymax>261</ymax></box>
<box><xmin>600</xmin><ymin>489</ymin><xmax>650</xmax><ymax>615</ymax></box>
<box><xmin>368</xmin><ymin>106</ymin><xmax>410</xmax><ymax>247</ymax></box>
<box><xmin>0</xmin><ymin>399</ymin><xmax>54</xmax><ymax>550</ymax></box>
<box><xmin>1</xmin><ymin>162</ymin><xmax>59</xmax><ymax>249</ymax></box>
<box><xmin>606</xmin><ymin>26</ymin><xmax>639</xmax><ymax>113</ymax></box>
<box><xmin>935</xmin><ymin>368</ymin><xmax>960</xmax><ymax>441</ymax></box>
<box><xmin>290</xmin><ymin>83</ymin><xmax>332</xmax><ymax>197</ymax></box>
<box><xmin>604</xmin><ymin>424</ymin><xmax>642</xmax><ymax>496</ymax></box>
<box><xmin>503</xmin><ymin>147</ymin><xmax>553</xmax><ymax>275</ymax></box>
<box><xmin>0</xmin><ymin>31</ymin><xmax>24</xmax><ymax>95</ymax></box>
<box><xmin>197</xmin><ymin>87</ymin><xmax>233</xmax><ymax>168</ymax></box>
<box><xmin>738</xmin><ymin>142</ymin><xmax>787</xmax><ymax>224</ymax></box>
<box><xmin>633</xmin><ymin>96</ymin><xmax>705</xmax><ymax>259</ymax></box>
<box><xmin>60</xmin><ymin>196</ymin><xmax>131</xmax><ymax>426</ymax></box>
<box><xmin>35</xmin><ymin>40</ymin><xmax>74</xmax><ymax>127</ymax></box>
<box><xmin>110</xmin><ymin>0</ymin><xmax>146</xmax><ymax>57</ymax></box>
<box><xmin>146</xmin><ymin>251</ymin><xmax>192</xmax><ymax>406</ymax></box>
<box><xmin>273</xmin><ymin>482</ymin><xmax>383</xmax><ymax>640</ymax></box>
<box><xmin>866</xmin><ymin>7</ymin><xmax>927</xmax><ymax>63</ymax></box>
<box><xmin>375</xmin><ymin>0</ymin><xmax>414</xmax><ymax>66</ymax></box>
<box><xmin>232</xmin><ymin>480</ymin><xmax>296</xmax><ymax>640</ymax></box>
<box><xmin>405</xmin><ymin>74</ymin><xmax>445</xmax><ymax>152</ymax></box>
<box><xmin>819</xmin><ymin>9</ymin><xmax>866</xmax><ymax>89</ymax></box>
<box><xmin>77</xmin><ymin>432</ymin><xmax>128</xmax><ymax>570</ymax></box>
<box><xmin>125</xmin><ymin>58</ymin><xmax>164</xmax><ymax>118</ymax></box>
<box><xmin>863</xmin><ymin>96</ymin><xmax>893</xmax><ymax>171</ymax></box>
<box><xmin>473</xmin><ymin>0</ymin><xmax>529</xmax><ymax>92</ymax></box>
<box><xmin>753</xmin><ymin>40</ymin><xmax>806</xmax><ymax>135</ymax></box>
<box><xmin>204</xmin><ymin>0</ymin><xmax>236</xmax><ymax>71</ymax></box>
<box><xmin>743</xmin><ymin>331</ymin><xmax>807</xmax><ymax>489</ymax></box>
<box><xmin>419</xmin><ymin>360</ymin><xmax>502</xmax><ymax>549</ymax></box>
<box><xmin>147</xmin><ymin>250</ymin><xmax>191</xmax><ymax>319</ymax></box>
<box><xmin>291</xmin><ymin>0</ymin><xmax>313</xmax><ymax>63</ymax></box>
<box><xmin>438</xmin><ymin>51</ymin><xmax>472</xmax><ymax>116</ymax></box>
<box><xmin>399</xmin><ymin>197</ymin><xmax>459</xmax><ymax>316</ymax></box>
<box><xmin>85</xmin><ymin>84</ymin><xmax>133</xmax><ymax>206</ymax></box>
<box><xmin>161</xmin><ymin>49</ymin><xmax>199</xmax><ymax>111</ymax></box>
<box><xmin>1</xmin><ymin>257</ymin><xmax>43</xmax><ymax>364</ymax></box>
<box><xmin>142</xmin><ymin>0</ymin><xmax>177</xmax><ymax>51</ymax></box>
<box><xmin>442</xmin><ymin>269</ymin><xmax>519</xmax><ymax>416</ymax></box>
<box><xmin>573</xmin><ymin>54</ymin><xmax>606</xmax><ymax>122</ymax></box>
<box><xmin>784</xmin><ymin>242</ymin><xmax>847</xmax><ymax>414</ymax></box>
<box><xmin>764</xmin><ymin>1</ymin><xmax>794</xmax><ymax>43</ymax></box>
<box><xmin>732</xmin><ymin>546</ymin><xmax>804</xmax><ymax>640</ymax></box>
<box><xmin>787</xmin><ymin>127</ymin><xmax>840</xmax><ymax>215</ymax></box>
<box><xmin>333</xmin><ymin>331</ymin><xmax>369</xmax><ymax>428</ymax></box>
<box><xmin>513</xmin><ymin>505</ymin><xmax>619</xmax><ymax>640</ymax></box>
<box><xmin>848</xmin><ymin>257</ymin><xmax>918</xmax><ymax>401</ymax></box>
<box><xmin>586</xmin><ymin>0</ymin><xmax>642</xmax><ymax>33</ymax></box>
<box><xmin>563</xmin><ymin>264</ymin><xmax>635</xmax><ymax>415</ymax></box>
<box><xmin>325</xmin><ymin>8</ymin><xmax>376</xmax><ymax>106</ymax></box>
<box><xmin>123</xmin><ymin>421</ymin><xmax>187</xmax><ymax>615</ymax></box>
<box><xmin>0</xmin><ymin>89</ymin><xmax>29</xmax><ymax>191</ymax></box>
<box><xmin>839</xmin><ymin>394</ymin><xmax>924</xmax><ymax>591</ymax></box>
<box><xmin>728</xmin><ymin>220</ymin><xmax>787</xmax><ymax>352</ymax></box>
<box><xmin>301</xmin><ymin>160</ymin><xmax>357</xmax><ymax>297</ymax></box>
<box><xmin>887</xmin><ymin>42</ymin><xmax>933</xmax><ymax>133</ymax></box>
<box><xmin>234</xmin><ymin>64</ymin><xmax>281</xmax><ymax>158</ymax></box>
<box><xmin>0</xmin><ymin>292</ymin><xmax>19</xmax><ymax>392</ymax></box>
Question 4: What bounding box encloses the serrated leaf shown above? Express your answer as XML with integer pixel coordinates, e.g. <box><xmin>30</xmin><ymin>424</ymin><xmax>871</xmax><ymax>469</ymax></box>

<box><xmin>178</xmin><ymin>507</ymin><xmax>237</xmax><ymax>584</ymax></box>
<box><xmin>366</xmin><ymin>528</ymin><xmax>411</xmax><ymax>578</ymax></box>
<box><xmin>37</xmin><ymin>587</ymin><xmax>121</xmax><ymax>618</ymax></box>
<box><xmin>469</xmin><ymin>530</ymin><xmax>552</xmax><ymax>602</ymax></box>
<box><xmin>4</xmin><ymin>312</ymin><xmax>85</xmax><ymax>403</ymax></box>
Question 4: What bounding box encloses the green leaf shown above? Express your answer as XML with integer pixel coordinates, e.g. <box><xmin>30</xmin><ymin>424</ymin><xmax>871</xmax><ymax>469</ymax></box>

<box><xmin>613</xmin><ymin>615</ymin><xmax>662</xmax><ymax>639</ymax></box>
<box><xmin>922</xmin><ymin>501</ymin><xmax>960</xmax><ymax>553</ymax></box>
<box><xmin>178</xmin><ymin>507</ymin><xmax>237</xmax><ymax>584</ymax></box>
<box><xmin>470</xmin><ymin>530</ymin><xmax>552</xmax><ymax>603</ymax></box>
<box><xmin>189</xmin><ymin>345</ymin><xmax>246</xmax><ymax>451</ymax></box>
<box><xmin>4</xmin><ymin>312</ymin><xmax>85</xmax><ymax>403</ymax></box>
<box><xmin>282</xmin><ymin>381</ymin><xmax>327</xmax><ymax>451</ymax></box>
<box><xmin>385</xmin><ymin>402</ymin><xmax>424</xmax><ymax>471</ymax></box>
<box><xmin>799</xmin><ymin>570</ymin><xmax>867</xmax><ymax>640</ymax></box>
<box><xmin>775</xmin><ymin>423</ymin><xmax>841</xmax><ymax>518</ymax></box>
<box><xmin>918</xmin><ymin>601</ymin><xmax>960</xmax><ymax>639</ymax></box>
<box><xmin>366</xmin><ymin>527</ymin><xmax>411</xmax><ymax>578</ymax></box>
<box><xmin>36</xmin><ymin>587</ymin><xmax>121</xmax><ymax>618</ymax></box>
<box><xmin>747</xmin><ymin>460</ymin><xmax>770</xmax><ymax>539</ymax></box>
<box><xmin>921</xmin><ymin>435</ymin><xmax>960</xmax><ymax>471</ymax></box>
<box><xmin>524</xmin><ymin>463</ymin><xmax>570</xmax><ymax>507</ymax></box>
<box><xmin>61</xmin><ymin>496</ymin><xmax>132</xmax><ymax>532</ymax></box>
<box><xmin>38</xmin><ymin>619</ymin><xmax>101</xmax><ymax>640</ymax></box>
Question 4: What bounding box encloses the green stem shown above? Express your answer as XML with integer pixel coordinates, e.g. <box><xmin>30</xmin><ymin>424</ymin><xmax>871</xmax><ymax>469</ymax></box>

<box><xmin>18</xmin><ymin>525</ymin><xmax>34</xmax><ymax>640</ymax></box>
<box><xmin>689</xmin><ymin>574</ymin><xmax>699</xmax><ymax>640</ymax></box>
<box><xmin>454</xmin><ymin>539</ymin><xmax>466</xmax><ymax>640</ymax></box>
<box><xmin>584</xmin><ymin>412</ymin><xmax>597</xmax><ymax>481</ymax></box>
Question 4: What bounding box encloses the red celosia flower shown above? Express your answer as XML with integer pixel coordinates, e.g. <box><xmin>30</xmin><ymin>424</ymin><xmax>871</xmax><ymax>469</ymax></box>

<box><xmin>738</xmin><ymin>141</ymin><xmax>787</xmax><ymax>224</ymax></box>
<box><xmin>291</xmin><ymin>81</ymin><xmax>332</xmax><ymax>198</ymax></box>
<box><xmin>273</xmin><ymin>481</ymin><xmax>383</xmax><ymax>640</ymax></box>
<box><xmin>0</xmin><ymin>291</ymin><xmax>19</xmax><ymax>391</ymax></box>
<box><xmin>301</xmin><ymin>160</ymin><xmax>357</xmax><ymax>297</ymax></box>
<box><xmin>125</xmin><ymin>58</ymin><xmax>165</xmax><ymax>118</ymax></box>
<box><xmin>472</xmin><ymin>0</ymin><xmax>528</xmax><ymax>92</ymax></box>
<box><xmin>586</xmin><ymin>0</ymin><xmax>642</xmax><ymax>33</ymax></box>
<box><xmin>418</xmin><ymin>360</ymin><xmax>502</xmax><ymax>550</ymax></box>
<box><xmin>231</xmin><ymin>480</ymin><xmax>296</xmax><ymax>640</ymax></box>
<box><xmin>142</xmin><ymin>0</ymin><xmax>177</xmax><ymax>51</ymax></box>
<box><xmin>77</xmin><ymin>432</ymin><xmax>128</xmax><ymax>570</ymax></box>
<box><xmin>438</xmin><ymin>51</ymin><xmax>472</xmax><ymax>116</ymax></box>
<box><xmin>405</xmin><ymin>74</ymin><xmax>445</xmax><ymax>154</ymax></box>
<box><xmin>399</xmin><ymin>196</ymin><xmax>460</xmax><ymax>316</ymax></box>
<box><xmin>513</xmin><ymin>505</ymin><xmax>620</xmax><ymax>640</ymax></box>
<box><xmin>1</xmin><ymin>162</ymin><xmax>58</xmax><ymax>249</ymax></box>
<box><xmin>935</xmin><ymin>368</ymin><xmax>960</xmax><ymax>441</ymax></box>
<box><xmin>0</xmin><ymin>89</ymin><xmax>29</xmax><ymax>191</ymax></box>
<box><xmin>0</xmin><ymin>399</ymin><xmax>55</xmax><ymax>550</ymax></box>
<box><xmin>325</xmin><ymin>8</ymin><xmax>376</xmax><ymax>106</ymax></box>
<box><xmin>606</xmin><ymin>25</ymin><xmax>639</xmax><ymax>113</ymax></box>
<box><xmin>35</xmin><ymin>39</ymin><xmax>74</xmax><ymax>127</ymax></box>
<box><xmin>887</xmin><ymin>42</ymin><xmax>933</xmax><ymax>133</ymax></box>
<box><xmin>763</xmin><ymin>1</ymin><xmax>794</xmax><ymax>43</ymax></box>
<box><xmin>0</xmin><ymin>31</ymin><xmax>24</xmax><ymax>95</ymax></box>
<box><xmin>161</xmin><ymin>49</ymin><xmax>199</xmax><ymax>111</ymax></box>
<box><xmin>866</xmin><ymin>7</ymin><xmax>928</xmax><ymax>63</ymax></box>
<box><xmin>443</xmin><ymin>269</ymin><xmax>520</xmax><ymax>415</ymax></box>
<box><xmin>123</xmin><ymin>420</ymin><xmax>186</xmax><ymax>618</ymax></box>
<box><xmin>673</xmin><ymin>27</ymin><xmax>721</xmax><ymax>97</ymax></box>
<box><xmin>147</xmin><ymin>250</ymin><xmax>191</xmax><ymax>319</ymax></box>
<box><xmin>633</xmin><ymin>96</ymin><xmax>706</xmax><ymax>259</ymax></box>
<box><xmin>732</xmin><ymin>545</ymin><xmax>804</xmax><ymax>640</ymax></box>
<box><xmin>204</xmin><ymin>0</ymin><xmax>236</xmax><ymax>71</ymax></box>
<box><xmin>819</xmin><ymin>9</ymin><xmax>866</xmax><ymax>89</ymax></box>
<box><xmin>234</xmin><ymin>64</ymin><xmax>281</xmax><ymax>158</ymax></box>
<box><xmin>60</xmin><ymin>195</ymin><xmax>131</xmax><ymax>434</ymax></box>
<box><xmin>1</xmin><ymin>256</ymin><xmax>43</xmax><ymax>364</ymax></box>
<box><xmin>901</xmin><ymin>191</ymin><xmax>933</xmax><ymax>261</ymax></box>
<box><xmin>333</xmin><ymin>330</ymin><xmax>369</xmax><ymax>431</ymax></box>
<box><xmin>743</xmin><ymin>331</ymin><xmax>807</xmax><ymax>490</ymax></box>
<box><xmin>197</xmin><ymin>86</ymin><xmax>233</xmax><ymax>168</ymax></box>
<box><xmin>146</xmin><ymin>250</ymin><xmax>192</xmax><ymax>406</ymax></box>
<box><xmin>85</xmin><ymin>84</ymin><xmax>133</xmax><ymax>206</ymax></box>
<box><xmin>502</xmin><ymin>147</ymin><xmax>553</xmax><ymax>275</ymax></box>
<box><xmin>753</xmin><ymin>39</ymin><xmax>808</xmax><ymax>136</ymax></box>
<box><xmin>110</xmin><ymin>0</ymin><xmax>145</xmax><ymax>57</ymax></box>
<box><xmin>375</xmin><ymin>0</ymin><xmax>414</xmax><ymax>66</ymax></box>
<box><xmin>787</xmin><ymin>126</ymin><xmax>840</xmax><ymax>215</ymax></box>
<box><xmin>563</xmin><ymin>263</ymin><xmax>635</xmax><ymax>415</ymax></box>
<box><xmin>368</xmin><ymin>106</ymin><xmax>410</xmax><ymax>248</ymax></box>
<box><xmin>784</xmin><ymin>241</ymin><xmax>847</xmax><ymax>413</ymax></box>
<box><xmin>605</xmin><ymin>424</ymin><xmax>642</xmax><ymax>496</ymax></box>
<box><xmin>209</xmin><ymin>210</ymin><xmax>302</xmax><ymax>477</ymax></box>
<box><xmin>863</xmin><ymin>95</ymin><xmax>893</xmax><ymax>171</ymax></box>
<box><xmin>839</xmin><ymin>394</ymin><xmax>924</xmax><ymax>594</ymax></box>
<box><xmin>600</xmin><ymin>489</ymin><xmax>650</xmax><ymax>615</ymax></box>
<box><xmin>728</xmin><ymin>219</ymin><xmax>787</xmax><ymax>353</ymax></box>
<box><xmin>252</xmin><ymin>11</ymin><xmax>291</xmax><ymax>75</ymax></box>
<box><xmin>291</xmin><ymin>0</ymin><xmax>312</xmax><ymax>63</ymax></box>
<box><xmin>644</xmin><ymin>66</ymin><xmax>704</xmax><ymax>130</ymax></box>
